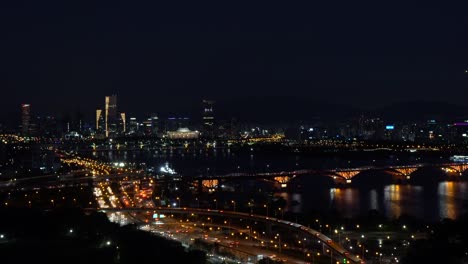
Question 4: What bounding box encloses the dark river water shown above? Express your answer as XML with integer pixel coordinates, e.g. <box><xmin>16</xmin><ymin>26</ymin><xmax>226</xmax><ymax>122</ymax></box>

<box><xmin>89</xmin><ymin>149</ymin><xmax>468</xmax><ymax>222</ymax></box>
<box><xmin>278</xmin><ymin>181</ymin><xmax>468</xmax><ymax>221</ymax></box>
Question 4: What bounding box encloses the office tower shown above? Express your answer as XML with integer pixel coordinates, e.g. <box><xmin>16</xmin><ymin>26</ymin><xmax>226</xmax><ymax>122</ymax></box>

<box><xmin>202</xmin><ymin>100</ymin><xmax>215</xmax><ymax>137</ymax></box>
<box><xmin>96</xmin><ymin>109</ymin><xmax>102</xmax><ymax>130</ymax></box>
<box><xmin>128</xmin><ymin>117</ymin><xmax>138</xmax><ymax>134</ymax></box>
<box><xmin>151</xmin><ymin>114</ymin><xmax>159</xmax><ymax>135</ymax></box>
<box><xmin>120</xmin><ymin>112</ymin><xmax>126</xmax><ymax>133</ymax></box>
<box><xmin>105</xmin><ymin>94</ymin><xmax>117</xmax><ymax>137</ymax></box>
<box><xmin>21</xmin><ymin>104</ymin><xmax>31</xmax><ymax>136</ymax></box>
<box><xmin>143</xmin><ymin>118</ymin><xmax>153</xmax><ymax>136</ymax></box>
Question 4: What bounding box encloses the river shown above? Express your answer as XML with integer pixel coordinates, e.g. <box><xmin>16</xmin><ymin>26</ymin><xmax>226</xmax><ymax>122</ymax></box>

<box><xmin>89</xmin><ymin>148</ymin><xmax>468</xmax><ymax>222</ymax></box>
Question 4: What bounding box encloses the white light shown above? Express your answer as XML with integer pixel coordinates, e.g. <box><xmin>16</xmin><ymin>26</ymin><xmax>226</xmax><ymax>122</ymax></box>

<box><xmin>0</xmin><ymin>234</ymin><xmax>4</xmax><ymax>239</ymax></box>
<box><xmin>69</xmin><ymin>229</ymin><xmax>73</xmax><ymax>233</ymax></box>
<box><xmin>106</xmin><ymin>241</ymin><xmax>111</xmax><ymax>246</ymax></box>
<box><xmin>160</xmin><ymin>162</ymin><xmax>176</xmax><ymax>174</ymax></box>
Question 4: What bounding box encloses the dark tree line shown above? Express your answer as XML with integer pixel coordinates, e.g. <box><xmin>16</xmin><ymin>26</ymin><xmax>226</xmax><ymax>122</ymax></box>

<box><xmin>0</xmin><ymin>208</ymin><xmax>206</xmax><ymax>264</ymax></box>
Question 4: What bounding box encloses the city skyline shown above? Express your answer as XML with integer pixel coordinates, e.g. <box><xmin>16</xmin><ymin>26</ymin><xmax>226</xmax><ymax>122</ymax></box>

<box><xmin>1</xmin><ymin>2</ymin><xmax>468</xmax><ymax>120</ymax></box>
<box><xmin>4</xmin><ymin>97</ymin><xmax>468</xmax><ymax>128</ymax></box>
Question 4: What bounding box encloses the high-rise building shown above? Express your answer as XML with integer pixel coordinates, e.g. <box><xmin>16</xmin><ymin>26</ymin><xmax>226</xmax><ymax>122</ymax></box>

<box><xmin>120</xmin><ymin>112</ymin><xmax>126</xmax><ymax>133</ymax></box>
<box><xmin>96</xmin><ymin>109</ymin><xmax>103</xmax><ymax>131</ymax></box>
<box><xmin>104</xmin><ymin>94</ymin><xmax>117</xmax><ymax>137</ymax></box>
<box><xmin>21</xmin><ymin>104</ymin><xmax>31</xmax><ymax>136</ymax></box>
<box><xmin>128</xmin><ymin>117</ymin><xmax>138</xmax><ymax>135</ymax></box>
<box><xmin>151</xmin><ymin>114</ymin><xmax>159</xmax><ymax>135</ymax></box>
<box><xmin>202</xmin><ymin>100</ymin><xmax>215</xmax><ymax>137</ymax></box>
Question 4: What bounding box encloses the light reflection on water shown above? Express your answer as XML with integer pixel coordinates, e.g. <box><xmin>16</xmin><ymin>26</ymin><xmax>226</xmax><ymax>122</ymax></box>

<box><xmin>369</xmin><ymin>189</ymin><xmax>378</xmax><ymax>211</ymax></box>
<box><xmin>287</xmin><ymin>181</ymin><xmax>468</xmax><ymax>221</ymax></box>
<box><xmin>438</xmin><ymin>181</ymin><xmax>456</xmax><ymax>220</ymax></box>
<box><xmin>329</xmin><ymin>188</ymin><xmax>360</xmax><ymax>218</ymax></box>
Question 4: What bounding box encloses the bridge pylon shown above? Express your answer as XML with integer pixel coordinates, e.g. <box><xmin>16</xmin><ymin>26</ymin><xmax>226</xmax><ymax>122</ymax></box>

<box><xmin>391</xmin><ymin>167</ymin><xmax>418</xmax><ymax>180</ymax></box>
<box><xmin>442</xmin><ymin>164</ymin><xmax>468</xmax><ymax>176</ymax></box>
<box><xmin>273</xmin><ymin>176</ymin><xmax>292</xmax><ymax>188</ymax></box>
<box><xmin>332</xmin><ymin>170</ymin><xmax>360</xmax><ymax>184</ymax></box>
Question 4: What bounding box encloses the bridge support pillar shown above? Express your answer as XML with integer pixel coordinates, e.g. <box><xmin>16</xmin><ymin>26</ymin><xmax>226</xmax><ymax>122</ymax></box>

<box><xmin>391</xmin><ymin>168</ymin><xmax>417</xmax><ymax>182</ymax></box>
<box><xmin>331</xmin><ymin>176</ymin><xmax>347</xmax><ymax>186</ymax></box>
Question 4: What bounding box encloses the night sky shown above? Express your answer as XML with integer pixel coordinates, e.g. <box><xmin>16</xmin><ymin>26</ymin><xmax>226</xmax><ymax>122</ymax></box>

<box><xmin>1</xmin><ymin>2</ymin><xmax>468</xmax><ymax>122</ymax></box>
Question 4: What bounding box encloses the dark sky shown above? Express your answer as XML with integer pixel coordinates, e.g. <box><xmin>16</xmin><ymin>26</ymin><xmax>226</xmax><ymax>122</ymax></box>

<box><xmin>1</xmin><ymin>1</ymin><xmax>468</xmax><ymax>122</ymax></box>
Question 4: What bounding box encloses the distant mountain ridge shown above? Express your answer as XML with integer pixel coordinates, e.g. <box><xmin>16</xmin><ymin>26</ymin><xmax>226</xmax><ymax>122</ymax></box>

<box><xmin>372</xmin><ymin>101</ymin><xmax>468</xmax><ymax>122</ymax></box>
<box><xmin>214</xmin><ymin>98</ymin><xmax>468</xmax><ymax>123</ymax></box>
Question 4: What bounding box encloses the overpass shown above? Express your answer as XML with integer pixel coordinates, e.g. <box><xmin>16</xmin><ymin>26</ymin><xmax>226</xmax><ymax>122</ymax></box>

<box><xmin>92</xmin><ymin>207</ymin><xmax>363</xmax><ymax>264</ymax></box>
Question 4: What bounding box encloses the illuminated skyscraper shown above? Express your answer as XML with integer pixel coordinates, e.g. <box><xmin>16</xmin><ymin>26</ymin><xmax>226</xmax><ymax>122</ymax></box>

<box><xmin>104</xmin><ymin>94</ymin><xmax>117</xmax><ymax>137</ymax></box>
<box><xmin>108</xmin><ymin>95</ymin><xmax>117</xmax><ymax>121</ymax></box>
<box><xmin>202</xmin><ymin>100</ymin><xmax>215</xmax><ymax>138</ymax></box>
<box><xmin>96</xmin><ymin>109</ymin><xmax>102</xmax><ymax>130</ymax></box>
<box><xmin>21</xmin><ymin>104</ymin><xmax>31</xmax><ymax>135</ymax></box>
<box><xmin>128</xmin><ymin>117</ymin><xmax>138</xmax><ymax>134</ymax></box>
<box><xmin>96</xmin><ymin>109</ymin><xmax>105</xmax><ymax>134</ymax></box>
<box><xmin>151</xmin><ymin>114</ymin><xmax>159</xmax><ymax>135</ymax></box>
<box><xmin>120</xmin><ymin>112</ymin><xmax>126</xmax><ymax>133</ymax></box>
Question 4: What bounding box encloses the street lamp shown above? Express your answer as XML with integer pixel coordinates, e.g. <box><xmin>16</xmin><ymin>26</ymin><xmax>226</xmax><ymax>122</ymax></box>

<box><xmin>248</xmin><ymin>201</ymin><xmax>253</xmax><ymax>214</ymax></box>
<box><xmin>213</xmin><ymin>199</ymin><xmax>218</xmax><ymax>210</ymax></box>
<box><xmin>275</xmin><ymin>234</ymin><xmax>281</xmax><ymax>253</ymax></box>
<box><xmin>334</xmin><ymin>229</ymin><xmax>341</xmax><ymax>244</ymax></box>
<box><xmin>264</xmin><ymin>204</ymin><xmax>269</xmax><ymax>217</ymax></box>
<box><xmin>231</xmin><ymin>200</ymin><xmax>236</xmax><ymax>212</ymax></box>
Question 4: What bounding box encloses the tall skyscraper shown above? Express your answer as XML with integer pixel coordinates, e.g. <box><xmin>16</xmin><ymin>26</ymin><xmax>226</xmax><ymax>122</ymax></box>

<box><xmin>120</xmin><ymin>112</ymin><xmax>126</xmax><ymax>133</ymax></box>
<box><xmin>128</xmin><ymin>117</ymin><xmax>138</xmax><ymax>134</ymax></box>
<box><xmin>21</xmin><ymin>104</ymin><xmax>31</xmax><ymax>136</ymax></box>
<box><xmin>96</xmin><ymin>109</ymin><xmax>104</xmax><ymax>131</ymax></box>
<box><xmin>105</xmin><ymin>94</ymin><xmax>117</xmax><ymax>137</ymax></box>
<box><xmin>151</xmin><ymin>114</ymin><xmax>159</xmax><ymax>135</ymax></box>
<box><xmin>202</xmin><ymin>100</ymin><xmax>215</xmax><ymax>138</ymax></box>
<box><xmin>105</xmin><ymin>97</ymin><xmax>109</xmax><ymax>137</ymax></box>
<box><xmin>108</xmin><ymin>95</ymin><xmax>117</xmax><ymax>121</ymax></box>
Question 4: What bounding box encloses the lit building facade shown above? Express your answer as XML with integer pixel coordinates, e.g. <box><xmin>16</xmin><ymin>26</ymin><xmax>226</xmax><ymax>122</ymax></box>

<box><xmin>202</xmin><ymin>100</ymin><xmax>215</xmax><ymax>138</ymax></box>
<box><xmin>21</xmin><ymin>104</ymin><xmax>31</xmax><ymax>136</ymax></box>
<box><xmin>120</xmin><ymin>112</ymin><xmax>126</xmax><ymax>133</ymax></box>
<box><xmin>96</xmin><ymin>109</ymin><xmax>104</xmax><ymax>132</ymax></box>
<box><xmin>105</xmin><ymin>94</ymin><xmax>118</xmax><ymax>137</ymax></box>
<box><xmin>167</xmin><ymin>127</ymin><xmax>199</xmax><ymax>139</ymax></box>
<box><xmin>128</xmin><ymin>117</ymin><xmax>139</xmax><ymax>135</ymax></box>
